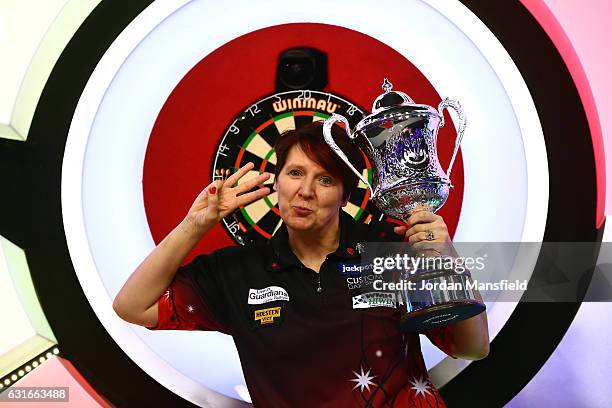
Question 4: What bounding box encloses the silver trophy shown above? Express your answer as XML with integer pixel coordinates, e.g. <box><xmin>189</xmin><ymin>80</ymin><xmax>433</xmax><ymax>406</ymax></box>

<box><xmin>323</xmin><ymin>79</ymin><xmax>485</xmax><ymax>331</ymax></box>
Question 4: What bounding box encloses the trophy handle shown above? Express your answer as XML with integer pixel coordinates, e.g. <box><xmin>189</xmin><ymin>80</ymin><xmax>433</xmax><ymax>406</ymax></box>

<box><xmin>323</xmin><ymin>114</ymin><xmax>374</xmax><ymax>197</ymax></box>
<box><xmin>437</xmin><ymin>98</ymin><xmax>467</xmax><ymax>183</ymax></box>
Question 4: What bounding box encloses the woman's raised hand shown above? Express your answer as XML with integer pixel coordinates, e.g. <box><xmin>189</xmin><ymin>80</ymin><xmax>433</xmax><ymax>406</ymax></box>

<box><xmin>185</xmin><ymin>162</ymin><xmax>271</xmax><ymax>233</ymax></box>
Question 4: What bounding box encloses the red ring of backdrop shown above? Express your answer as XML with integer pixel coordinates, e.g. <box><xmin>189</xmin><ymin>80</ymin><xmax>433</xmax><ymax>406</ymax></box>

<box><xmin>143</xmin><ymin>23</ymin><xmax>464</xmax><ymax>261</ymax></box>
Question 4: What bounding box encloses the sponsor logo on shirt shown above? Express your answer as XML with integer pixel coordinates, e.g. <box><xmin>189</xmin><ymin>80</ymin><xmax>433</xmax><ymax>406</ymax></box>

<box><xmin>346</xmin><ymin>274</ymin><xmax>377</xmax><ymax>290</ymax></box>
<box><xmin>248</xmin><ymin>286</ymin><xmax>289</xmax><ymax>304</ymax></box>
<box><xmin>254</xmin><ymin>307</ymin><xmax>281</xmax><ymax>324</ymax></box>
<box><xmin>339</xmin><ymin>262</ymin><xmax>373</xmax><ymax>276</ymax></box>
<box><xmin>352</xmin><ymin>292</ymin><xmax>397</xmax><ymax>309</ymax></box>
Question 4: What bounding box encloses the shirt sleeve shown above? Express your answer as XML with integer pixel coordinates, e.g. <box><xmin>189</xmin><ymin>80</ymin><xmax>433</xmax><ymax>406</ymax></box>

<box><xmin>146</xmin><ymin>253</ymin><xmax>232</xmax><ymax>335</ymax></box>
<box><xmin>423</xmin><ymin>325</ymin><xmax>457</xmax><ymax>359</ymax></box>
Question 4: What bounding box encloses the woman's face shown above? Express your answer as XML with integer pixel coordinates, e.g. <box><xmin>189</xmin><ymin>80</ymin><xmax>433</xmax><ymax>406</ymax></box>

<box><xmin>275</xmin><ymin>145</ymin><xmax>347</xmax><ymax>232</ymax></box>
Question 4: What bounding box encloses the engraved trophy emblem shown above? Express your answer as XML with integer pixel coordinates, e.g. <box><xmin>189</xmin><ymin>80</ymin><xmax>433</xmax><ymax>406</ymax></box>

<box><xmin>323</xmin><ymin>79</ymin><xmax>485</xmax><ymax>331</ymax></box>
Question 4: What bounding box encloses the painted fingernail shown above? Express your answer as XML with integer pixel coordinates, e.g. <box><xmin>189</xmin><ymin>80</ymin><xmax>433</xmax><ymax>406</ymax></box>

<box><xmin>210</xmin><ymin>186</ymin><xmax>216</xmax><ymax>194</ymax></box>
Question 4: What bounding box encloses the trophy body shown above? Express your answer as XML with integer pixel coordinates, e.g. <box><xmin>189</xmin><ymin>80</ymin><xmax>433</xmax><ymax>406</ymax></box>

<box><xmin>323</xmin><ymin>79</ymin><xmax>485</xmax><ymax>331</ymax></box>
<box><xmin>353</xmin><ymin>109</ymin><xmax>450</xmax><ymax>219</ymax></box>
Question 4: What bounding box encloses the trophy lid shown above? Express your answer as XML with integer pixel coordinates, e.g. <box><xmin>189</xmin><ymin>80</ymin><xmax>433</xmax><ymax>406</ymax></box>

<box><xmin>371</xmin><ymin>78</ymin><xmax>415</xmax><ymax>114</ymax></box>
<box><xmin>356</xmin><ymin>79</ymin><xmax>439</xmax><ymax>134</ymax></box>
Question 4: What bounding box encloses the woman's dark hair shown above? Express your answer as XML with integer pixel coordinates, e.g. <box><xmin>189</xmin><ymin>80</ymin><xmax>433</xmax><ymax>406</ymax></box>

<box><xmin>273</xmin><ymin>121</ymin><xmax>365</xmax><ymax>201</ymax></box>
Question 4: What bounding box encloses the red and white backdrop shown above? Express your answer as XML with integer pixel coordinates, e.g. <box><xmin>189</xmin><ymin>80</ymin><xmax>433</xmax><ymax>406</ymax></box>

<box><xmin>0</xmin><ymin>1</ymin><xmax>610</xmax><ymax>407</ymax></box>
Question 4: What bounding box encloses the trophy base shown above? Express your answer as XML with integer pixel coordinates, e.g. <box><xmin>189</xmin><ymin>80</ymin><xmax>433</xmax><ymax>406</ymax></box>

<box><xmin>396</xmin><ymin>269</ymin><xmax>486</xmax><ymax>332</ymax></box>
<box><xmin>399</xmin><ymin>300</ymin><xmax>486</xmax><ymax>332</ymax></box>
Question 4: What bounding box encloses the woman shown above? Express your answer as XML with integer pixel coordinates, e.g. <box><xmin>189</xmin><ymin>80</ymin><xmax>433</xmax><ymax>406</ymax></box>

<box><xmin>113</xmin><ymin>121</ymin><xmax>489</xmax><ymax>407</ymax></box>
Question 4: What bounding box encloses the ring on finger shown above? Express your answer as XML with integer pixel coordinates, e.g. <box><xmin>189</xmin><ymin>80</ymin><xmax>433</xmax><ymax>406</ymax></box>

<box><xmin>425</xmin><ymin>231</ymin><xmax>435</xmax><ymax>241</ymax></box>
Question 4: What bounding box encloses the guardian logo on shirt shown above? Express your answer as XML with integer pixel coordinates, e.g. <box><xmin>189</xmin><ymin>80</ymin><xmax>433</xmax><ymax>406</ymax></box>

<box><xmin>248</xmin><ymin>286</ymin><xmax>290</xmax><ymax>304</ymax></box>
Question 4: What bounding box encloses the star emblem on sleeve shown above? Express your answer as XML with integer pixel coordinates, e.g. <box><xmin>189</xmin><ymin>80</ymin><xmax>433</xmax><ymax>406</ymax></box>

<box><xmin>349</xmin><ymin>365</ymin><xmax>377</xmax><ymax>392</ymax></box>
<box><xmin>186</xmin><ymin>304</ymin><xmax>195</xmax><ymax>313</ymax></box>
<box><xmin>409</xmin><ymin>375</ymin><xmax>432</xmax><ymax>397</ymax></box>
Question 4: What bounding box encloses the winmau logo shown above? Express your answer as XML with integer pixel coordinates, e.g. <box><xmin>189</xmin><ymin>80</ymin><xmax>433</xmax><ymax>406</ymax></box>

<box><xmin>248</xmin><ymin>286</ymin><xmax>289</xmax><ymax>305</ymax></box>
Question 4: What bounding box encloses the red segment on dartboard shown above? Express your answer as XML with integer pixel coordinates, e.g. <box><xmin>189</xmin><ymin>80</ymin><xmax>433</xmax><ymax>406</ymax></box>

<box><xmin>143</xmin><ymin>23</ymin><xmax>464</xmax><ymax>262</ymax></box>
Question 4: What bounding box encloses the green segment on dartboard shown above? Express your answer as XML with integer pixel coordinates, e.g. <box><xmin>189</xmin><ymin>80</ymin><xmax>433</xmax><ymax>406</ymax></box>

<box><xmin>240</xmin><ymin>207</ymin><xmax>256</xmax><ymax>227</ymax></box>
<box><xmin>263</xmin><ymin>196</ymin><xmax>274</xmax><ymax>209</ymax></box>
<box><xmin>355</xmin><ymin>208</ymin><xmax>364</xmax><ymax>220</ymax></box>
<box><xmin>264</xmin><ymin>149</ymin><xmax>275</xmax><ymax>161</ymax></box>
<box><xmin>243</xmin><ymin>131</ymin><xmax>258</xmax><ymax>148</ymax></box>
<box><xmin>274</xmin><ymin>112</ymin><xmax>292</xmax><ymax>120</ymax></box>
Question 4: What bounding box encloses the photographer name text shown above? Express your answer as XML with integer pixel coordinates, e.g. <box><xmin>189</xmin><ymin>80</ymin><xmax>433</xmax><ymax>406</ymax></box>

<box><xmin>373</xmin><ymin>279</ymin><xmax>528</xmax><ymax>291</ymax></box>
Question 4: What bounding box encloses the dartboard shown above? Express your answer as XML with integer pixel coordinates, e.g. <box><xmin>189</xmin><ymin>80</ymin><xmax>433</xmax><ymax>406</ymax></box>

<box><xmin>213</xmin><ymin>90</ymin><xmax>381</xmax><ymax>244</ymax></box>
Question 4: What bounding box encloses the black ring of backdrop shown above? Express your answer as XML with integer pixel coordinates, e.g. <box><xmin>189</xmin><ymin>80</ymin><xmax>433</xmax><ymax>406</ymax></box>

<box><xmin>0</xmin><ymin>1</ymin><xmax>602</xmax><ymax>407</ymax></box>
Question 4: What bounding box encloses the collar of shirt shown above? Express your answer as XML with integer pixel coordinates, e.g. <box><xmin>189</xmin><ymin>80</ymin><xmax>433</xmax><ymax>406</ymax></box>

<box><xmin>266</xmin><ymin>211</ymin><xmax>362</xmax><ymax>272</ymax></box>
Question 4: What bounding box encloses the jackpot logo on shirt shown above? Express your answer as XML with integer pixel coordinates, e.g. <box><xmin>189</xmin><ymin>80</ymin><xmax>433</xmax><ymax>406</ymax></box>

<box><xmin>339</xmin><ymin>261</ymin><xmax>374</xmax><ymax>277</ymax></box>
<box><xmin>254</xmin><ymin>307</ymin><xmax>281</xmax><ymax>324</ymax></box>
